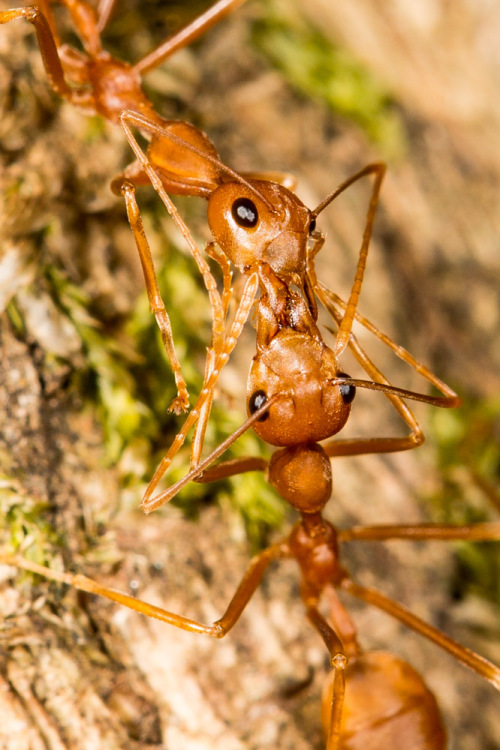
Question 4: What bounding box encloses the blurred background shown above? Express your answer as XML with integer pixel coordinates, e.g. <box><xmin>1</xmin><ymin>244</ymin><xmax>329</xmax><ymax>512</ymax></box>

<box><xmin>0</xmin><ymin>1</ymin><xmax>499</xmax><ymax>748</ymax></box>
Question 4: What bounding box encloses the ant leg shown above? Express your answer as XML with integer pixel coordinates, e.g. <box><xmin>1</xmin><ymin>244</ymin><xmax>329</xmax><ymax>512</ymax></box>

<box><xmin>0</xmin><ymin>539</ymin><xmax>288</xmax><ymax>636</ymax></box>
<box><xmin>340</xmin><ymin>577</ymin><xmax>500</xmax><ymax>690</ymax></box>
<box><xmin>117</xmin><ymin>121</ymin><xmax>226</xmax><ymax>340</ymax></box>
<box><xmin>133</xmin><ymin>0</ymin><xmax>249</xmax><ymax>76</ymax></box>
<box><xmin>58</xmin><ymin>0</ymin><xmax>103</xmax><ymax>57</ymax></box>
<box><xmin>190</xmin><ymin>348</ymin><xmax>216</xmax><ymax>467</ymax></box>
<box><xmin>119</xmin><ymin>180</ymin><xmax>189</xmax><ymax>414</ymax></box>
<box><xmin>190</xmin><ymin>242</ymin><xmax>233</xmax><ymax>468</ymax></box>
<box><xmin>95</xmin><ymin>0</ymin><xmax>116</xmax><ymax>33</ymax></box>
<box><xmin>140</xmin><ymin>273</ymin><xmax>259</xmax><ymax>513</ymax></box>
<box><xmin>307</xmin><ymin>173</ymin><xmax>461</xmax><ymax>407</ymax></box>
<box><xmin>318</xmin><ymin>282</ymin><xmax>460</xmax><ymax>406</ymax></box>
<box><xmin>339</xmin><ymin>522</ymin><xmax>500</xmax><ymax>543</ymax></box>
<box><xmin>305</xmin><ymin>603</ymin><xmax>347</xmax><ymax>749</ymax></box>
<box><xmin>313</xmin><ymin>284</ymin><xmax>458</xmax><ymax>457</ymax></box>
<box><xmin>322</xmin><ymin>321</ymin><xmax>424</xmax><ymax>456</ymax></box>
<box><xmin>194</xmin><ymin>456</ymin><xmax>268</xmax><ymax>483</ymax></box>
<box><xmin>0</xmin><ymin>5</ymin><xmax>93</xmax><ymax>107</ymax></box>
<box><xmin>144</xmin><ymin>396</ymin><xmax>276</xmax><ymax>507</ymax></box>
<box><xmin>36</xmin><ymin>0</ymin><xmax>60</xmax><ymax>44</ymax></box>
<box><xmin>118</xmin><ymin>110</ymin><xmax>277</xmax><ymax>211</ymax></box>
<box><xmin>309</xmin><ymin>163</ymin><xmax>386</xmax><ymax>356</ymax></box>
<box><xmin>118</xmin><ymin>166</ymin><xmax>243</xmax><ymax>465</ymax></box>
<box><xmin>205</xmin><ymin>241</ymin><xmax>232</xmax><ymax>321</ymax></box>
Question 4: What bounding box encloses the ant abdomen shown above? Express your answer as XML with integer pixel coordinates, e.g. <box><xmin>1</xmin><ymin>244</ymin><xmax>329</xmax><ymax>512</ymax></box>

<box><xmin>321</xmin><ymin>651</ymin><xmax>447</xmax><ymax>750</ymax></box>
<box><xmin>147</xmin><ymin>121</ymin><xmax>222</xmax><ymax>197</ymax></box>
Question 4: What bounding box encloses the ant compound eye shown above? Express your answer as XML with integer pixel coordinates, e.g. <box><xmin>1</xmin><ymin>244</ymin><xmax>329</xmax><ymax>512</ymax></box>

<box><xmin>309</xmin><ymin>218</ymin><xmax>317</xmax><ymax>235</ymax></box>
<box><xmin>232</xmin><ymin>197</ymin><xmax>259</xmax><ymax>228</ymax></box>
<box><xmin>248</xmin><ymin>389</ymin><xmax>270</xmax><ymax>421</ymax></box>
<box><xmin>337</xmin><ymin>372</ymin><xmax>356</xmax><ymax>404</ymax></box>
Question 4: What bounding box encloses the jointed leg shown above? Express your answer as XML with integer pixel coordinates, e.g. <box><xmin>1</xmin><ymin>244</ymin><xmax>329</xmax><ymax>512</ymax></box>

<box><xmin>140</xmin><ymin>272</ymin><xmax>259</xmax><ymax>513</ymax></box>
<box><xmin>341</xmin><ymin>576</ymin><xmax>500</xmax><ymax>690</ymax></box>
<box><xmin>309</xmin><ymin>163</ymin><xmax>386</xmax><ymax>357</ymax></box>
<box><xmin>190</xmin><ymin>347</ymin><xmax>216</xmax><ymax>467</ymax></box>
<box><xmin>339</xmin><ymin>522</ymin><xmax>500</xmax><ymax>543</ymax></box>
<box><xmin>133</xmin><ymin>0</ymin><xmax>249</xmax><ymax>76</ymax></box>
<box><xmin>306</xmin><ymin>603</ymin><xmax>347</xmax><ymax>750</ymax></box>
<box><xmin>118</xmin><ymin>109</ymin><xmax>276</xmax><ymax>212</ymax></box>
<box><xmin>190</xmin><ymin>242</ymin><xmax>233</xmax><ymax>467</ymax></box>
<box><xmin>205</xmin><ymin>241</ymin><xmax>232</xmax><ymax>321</ymax></box>
<box><xmin>0</xmin><ymin>538</ymin><xmax>288</xmax><ymax>637</ymax></box>
<box><xmin>120</xmin><ymin>180</ymin><xmax>189</xmax><ymax>414</ymax></box>
<box><xmin>318</xmin><ymin>282</ymin><xmax>460</xmax><ymax>406</ymax></box>
<box><xmin>320</xmin><ymin>308</ymin><xmax>425</xmax><ymax>456</ymax></box>
<box><xmin>0</xmin><ymin>4</ymin><xmax>93</xmax><ymax>107</ymax></box>
<box><xmin>95</xmin><ymin>0</ymin><xmax>116</xmax><ymax>33</ymax></box>
<box><xmin>36</xmin><ymin>0</ymin><xmax>60</xmax><ymax>44</ymax></box>
<box><xmin>311</xmin><ymin>281</ymin><xmax>458</xmax><ymax>457</ymax></box>
<box><xmin>118</xmin><ymin>117</ymin><xmax>226</xmax><ymax>339</ymax></box>
<box><xmin>306</xmin><ymin>162</ymin><xmax>459</xmax><ymax>458</ymax></box>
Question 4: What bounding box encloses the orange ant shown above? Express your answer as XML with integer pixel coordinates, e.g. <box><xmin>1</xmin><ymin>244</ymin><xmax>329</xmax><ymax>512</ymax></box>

<box><xmin>3</xmin><ymin>151</ymin><xmax>500</xmax><ymax>746</ymax></box>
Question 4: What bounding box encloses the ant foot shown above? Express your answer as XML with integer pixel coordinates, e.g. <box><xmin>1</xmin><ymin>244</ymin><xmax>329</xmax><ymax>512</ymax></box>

<box><xmin>168</xmin><ymin>394</ymin><xmax>190</xmax><ymax>415</ymax></box>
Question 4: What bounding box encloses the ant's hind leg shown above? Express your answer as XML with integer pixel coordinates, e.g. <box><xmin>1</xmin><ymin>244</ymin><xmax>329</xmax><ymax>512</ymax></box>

<box><xmin>341</xmin><ymin>576</ymin><xmax>500</xmax><ymax>690</ymax></box>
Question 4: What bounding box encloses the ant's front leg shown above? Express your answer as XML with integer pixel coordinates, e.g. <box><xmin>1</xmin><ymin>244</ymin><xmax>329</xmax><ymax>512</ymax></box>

<box><xmin>139</xmin><ymin>273</ymin><xmax>259</xmax><ymax>514</ymax></box>
<box><xmin>119</xmin><ymin>179</ymin><xmax>189</xmax><ymax>414</ymax></box>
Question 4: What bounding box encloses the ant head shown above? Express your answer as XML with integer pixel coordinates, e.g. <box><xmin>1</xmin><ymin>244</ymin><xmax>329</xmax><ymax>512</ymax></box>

<box><xmin>207</xmin><ymin>180</ymin><xmax>313</xmax><ymax>281</ymax></box>
<box><xmin>246</xmin><ymin>330</ymin><xmax>354</xmax><ymax>447</ymax></box>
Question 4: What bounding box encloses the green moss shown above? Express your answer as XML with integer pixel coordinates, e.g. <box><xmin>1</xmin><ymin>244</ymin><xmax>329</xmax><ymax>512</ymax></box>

<box><xmin>44</xmin><ymin>265</ymin><xmax>155</xmax><ymax>464</ymax></box>
<box><xmin>0</xmin><ymin>475</ymin><xmax>59</xmax><ymax>567</ymax></box>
